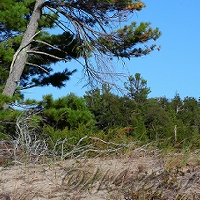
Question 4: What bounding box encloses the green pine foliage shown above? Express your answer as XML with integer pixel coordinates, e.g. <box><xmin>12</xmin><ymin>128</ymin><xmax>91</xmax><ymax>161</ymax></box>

<box><xmin>34</xmin><ymin>94</ymin><xmax>96</xmax><ymax>152</ymax></box>
<box><xmin>100</xmin><ymin>22</ymin><xmax>161</xmax><ymax>58</ymax></box>
<box><xmin>0</xmin><ymin>71</ymin><xmax>199</xmax><ymax>152</ymax></box>
<box><xmin>39</xmin><ymin>93</ymin><xmax>95</xmax><ymax>130</ymax></box>
<box><xmin>124</xmin><ymin>73</ymin><xmax>151</xmax><ymax>103</ymax></box>
<box><xmin>0</xmin><ymin>109</ymin><xmax>21</xmax><ymax>139</ymax></box>
<box><xmin>144</xmin><ymin>98</ymin><xmax>174</xmax><ymax>140</ymax></box>
<box><xmin>0</xmin><ymin>0</ymin><xmax>78</xmax><ymax>92</ymax></box>
<box><xmin>84</xmin><ymin>75</ymin><xmax>200</xmax><ymax>150</ymax></box>
<box><xmin>84</xmin><ymin>85</ymin><xmax>134</xmax><ymax>130</ymax></box>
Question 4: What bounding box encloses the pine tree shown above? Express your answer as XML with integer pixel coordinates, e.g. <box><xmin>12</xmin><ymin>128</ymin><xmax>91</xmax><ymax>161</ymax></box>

<box><xmin>0</xmin><ymin>0</ymin><xmax>79</xmax><ymax>96</ymax></box>
<box><xmin>39</xmin><ymin>93</ymin><xmax>95</xmax><ymax>130</ymax></box>
<box><xmin>1</xmin><ymin>0</ymin><xmax>161</xmax><ymax>100</ymax></box>
<box><xmin>124</xmin><ymin>73</ymin><xmax>151</xmax><ymax>103</ymax></box>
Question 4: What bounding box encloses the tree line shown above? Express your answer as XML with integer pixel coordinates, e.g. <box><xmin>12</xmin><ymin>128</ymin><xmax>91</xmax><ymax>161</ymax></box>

<box><xmin>1</xmin><ymin>73</ymin><xmax>200</xmax><ymax>151</ymax></box>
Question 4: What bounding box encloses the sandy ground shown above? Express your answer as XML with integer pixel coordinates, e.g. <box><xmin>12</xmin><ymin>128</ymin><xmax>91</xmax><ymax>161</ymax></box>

<box><xmin>1</xmin><ymin>149</ymin><xmax>200</xmax><ymax>200</ymax></box>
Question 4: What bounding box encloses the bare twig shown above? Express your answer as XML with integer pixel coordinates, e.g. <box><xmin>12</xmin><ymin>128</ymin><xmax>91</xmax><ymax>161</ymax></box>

<box><xmin>14</xmin><ymin>111</ymin><xmax>49</xmax><ymax>164</ymax></box>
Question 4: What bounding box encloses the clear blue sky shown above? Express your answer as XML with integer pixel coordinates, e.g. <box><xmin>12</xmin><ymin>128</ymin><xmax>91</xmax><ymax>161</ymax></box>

<box><xmin>24</xmin><ymin>0</ymin><xmax>200</xmax><ymax>101</ymax></box>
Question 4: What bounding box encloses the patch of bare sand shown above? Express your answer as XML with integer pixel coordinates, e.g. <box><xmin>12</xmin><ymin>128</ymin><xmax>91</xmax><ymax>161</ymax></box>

<box><xmin>0</xmin><ymin>151</ymin><xmax>200</xmax><ymax>200</ymax></box>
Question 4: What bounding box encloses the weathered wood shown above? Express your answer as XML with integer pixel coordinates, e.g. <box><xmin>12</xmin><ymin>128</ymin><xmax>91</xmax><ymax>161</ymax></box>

<box><xmin>2</xmin><ymin>0</ymin><xmax>45</xmax><ymax>98</ymax></box>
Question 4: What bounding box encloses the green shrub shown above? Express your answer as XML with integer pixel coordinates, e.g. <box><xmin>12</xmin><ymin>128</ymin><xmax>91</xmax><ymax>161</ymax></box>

<box><xmin>39</xmin><ymin>94</ymin><xmax>95</xmax><ymax>130</ymax></box>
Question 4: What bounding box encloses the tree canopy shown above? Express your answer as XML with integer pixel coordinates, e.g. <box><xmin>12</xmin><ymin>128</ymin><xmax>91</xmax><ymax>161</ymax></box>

<box><xmin>0</xmin><ymin>0</ymin><xmax>161</xmax><ymax>100</ymax></box>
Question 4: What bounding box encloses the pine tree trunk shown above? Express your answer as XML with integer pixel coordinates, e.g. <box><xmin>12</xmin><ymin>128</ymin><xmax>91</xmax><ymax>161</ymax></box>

<box><xmin>2</xmin><ymin>0</ymin><xmax>44</xmax><ymax>97</ymax></box>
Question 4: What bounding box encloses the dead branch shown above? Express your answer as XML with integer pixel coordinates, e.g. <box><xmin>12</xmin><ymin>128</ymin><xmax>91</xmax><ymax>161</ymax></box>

<box><xmin>9</xmin><ymin>31</ymin><xmax>41</xmax><ymax>74</ymax></box>
<box><xmin>14</xmin><ymin>111</ymin><xmax>49</xmax><ymax>164</ymax></box>
<box><xmin>61</xmin><ymin>135</ymin><xmax>132</xmax><ymax>159</ymax></box>
<box><xmin>25</xmin><ymin>62</ymin><xmax>49</xmax><ymax>73</ymax></box>
<box><xmin>27</xmin><ymin>50</ymin><xmax>69</xmax><ymax>62</ymax></box>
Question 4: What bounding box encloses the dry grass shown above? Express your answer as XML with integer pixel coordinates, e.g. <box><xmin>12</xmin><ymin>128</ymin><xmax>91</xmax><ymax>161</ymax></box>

<box><xmin>1</xmin><ymin>145</ymin><xmax>200</xmax><ymax>200</ymax></box>
<box><xmin>1</xmin><ymin>112</ymin><xmax>200</xmax><ymax>199</ymax></box>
